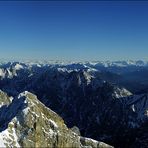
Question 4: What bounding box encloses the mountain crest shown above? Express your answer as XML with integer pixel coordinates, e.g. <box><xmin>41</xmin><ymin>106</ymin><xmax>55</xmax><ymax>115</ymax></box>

<box><xmin>0</xmin><ymin>90</ymin><xmax>113</xmax><ymax>148</ymax></box>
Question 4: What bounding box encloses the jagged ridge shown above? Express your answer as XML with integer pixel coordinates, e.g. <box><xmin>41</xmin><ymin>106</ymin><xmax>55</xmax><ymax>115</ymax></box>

<box><xmin>0</xmin><ymin>90</ymin><xmax>113</xmax><ymax>148</ymax></box>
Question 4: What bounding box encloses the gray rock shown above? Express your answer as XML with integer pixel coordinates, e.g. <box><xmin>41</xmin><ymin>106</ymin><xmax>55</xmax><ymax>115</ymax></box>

<box><xmin>0</xmin><ymin>90</ymin><xmax>113</xmax><ymax>148</ymax></box>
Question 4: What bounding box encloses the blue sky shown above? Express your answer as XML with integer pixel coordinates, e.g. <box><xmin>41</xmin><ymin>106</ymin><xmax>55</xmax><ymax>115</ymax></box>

<box><xmin>0</xmin><ymin>1</ymin><xmax>148</xmax><ymax>61</ymax></box>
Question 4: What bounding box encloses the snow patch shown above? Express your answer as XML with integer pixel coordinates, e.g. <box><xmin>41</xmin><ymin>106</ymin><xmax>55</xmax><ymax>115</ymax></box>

<box><xmin>14</xmin><ymin>64</ymin><xmax>23</xmax><ymax>70</ymax></box>
<box><xmin>0</xmin><ymin>123</ymin><xmax>20</xmax><ymax>147</ymax></box>
<box><xmin>22</xmin><ymin>107</ymin><xmax>29</xmax><ymax>116</ymax></box>
<box><xmin>18</xmin><ymin>91</ymin><xmax>30</xmax><ymax>98</ymax></box>
<box><xmin>49</xmin><ymin>119</ymin><xmax>58</xmax><ymax>128</ymax></box>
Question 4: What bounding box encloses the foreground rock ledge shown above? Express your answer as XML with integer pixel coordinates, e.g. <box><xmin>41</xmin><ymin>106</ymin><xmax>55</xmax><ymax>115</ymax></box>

<box><xmin>0</xmin><ymin>90</ymin><xmax>113</xmax><ymax>148</ymax></box>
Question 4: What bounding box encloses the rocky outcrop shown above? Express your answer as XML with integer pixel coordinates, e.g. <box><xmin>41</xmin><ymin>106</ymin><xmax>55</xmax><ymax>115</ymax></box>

<box><xmin>80</xmin><ymin>137</ymin><xmax>113</xmax><ymax>148</ymax></box>
<box><xmin>0</xmin><ymin>90</ymin><xmax>113</xmax><ymax>148</ymax></box>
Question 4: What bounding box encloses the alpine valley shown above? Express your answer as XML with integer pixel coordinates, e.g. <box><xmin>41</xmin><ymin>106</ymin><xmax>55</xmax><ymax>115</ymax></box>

<box><xmin>0</xmin><ymin>60</ymin><xmax>148</xmax><ymax>148</ymax></box>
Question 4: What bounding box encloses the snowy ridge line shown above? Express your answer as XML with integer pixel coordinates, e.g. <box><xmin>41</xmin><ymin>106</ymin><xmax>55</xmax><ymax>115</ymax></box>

<box><xmin>0</xmin><ymin>60</ymin><xmax>148</xmax><ymax>67</ymax></box>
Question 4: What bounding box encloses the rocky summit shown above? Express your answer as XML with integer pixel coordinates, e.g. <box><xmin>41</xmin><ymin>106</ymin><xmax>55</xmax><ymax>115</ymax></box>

<box><xmin>0</xmin><ymin>90</ymin><xmax>113</xmax><ymax>148</ymax></box>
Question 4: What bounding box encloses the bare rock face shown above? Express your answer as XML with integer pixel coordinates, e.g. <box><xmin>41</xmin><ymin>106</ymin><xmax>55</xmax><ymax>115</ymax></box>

<box><xmin>80</xmin><ymin>137</ymin><xmax>113</xmax><ymax>148</ymax></box>
<box><xmin>0</xmin><ymin>90</ymin><xmax>113</xmax><ymax>148</ymax></box>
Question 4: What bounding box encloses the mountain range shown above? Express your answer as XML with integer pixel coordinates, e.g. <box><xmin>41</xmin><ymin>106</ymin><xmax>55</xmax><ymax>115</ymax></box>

<box><xmin>0</xmin><ymin>60</ymin><xmax>148</xmax><ymax>148</ymax></box>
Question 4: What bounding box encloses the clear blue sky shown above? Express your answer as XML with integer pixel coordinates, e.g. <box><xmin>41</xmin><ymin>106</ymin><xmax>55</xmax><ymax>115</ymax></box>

<box><xmin>0</xmin><ymin>1</ymin><xmax>148</xmax><ymax>61</ymax></box>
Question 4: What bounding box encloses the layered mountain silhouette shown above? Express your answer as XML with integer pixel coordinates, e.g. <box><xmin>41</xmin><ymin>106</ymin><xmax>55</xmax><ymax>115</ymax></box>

<box><xmin>0</xmin><ymin>61</ymin><xmax>148</xmax><ymax>147</ymax></box>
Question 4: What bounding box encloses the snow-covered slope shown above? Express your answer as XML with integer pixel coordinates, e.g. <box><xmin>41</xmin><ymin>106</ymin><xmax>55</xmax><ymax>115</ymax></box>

<box><xmin>0</xmin><ymin>60</ymin><xmax>148</xmax><ymax>79</ymax></box>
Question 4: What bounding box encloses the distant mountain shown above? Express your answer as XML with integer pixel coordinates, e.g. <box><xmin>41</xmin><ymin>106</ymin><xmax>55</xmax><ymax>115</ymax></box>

<box><xmin>0</xmin><ymin>60</ymin><xmax>148</xmax><ymax>93</ymax></box>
